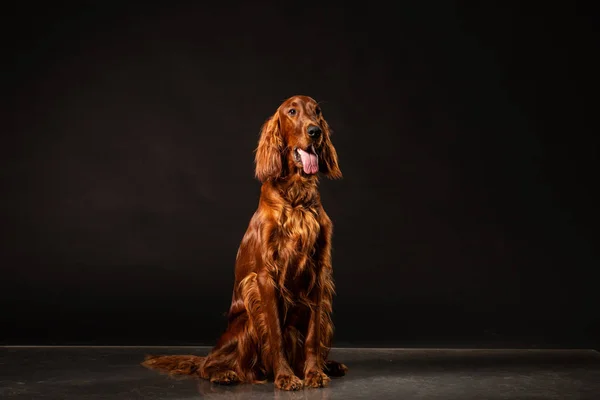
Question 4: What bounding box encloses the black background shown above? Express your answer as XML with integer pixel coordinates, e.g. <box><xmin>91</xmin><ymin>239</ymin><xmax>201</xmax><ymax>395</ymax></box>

<box><xmin>2</xmin><ymin>2</ymin><xmax>598</xmax><ymax>348</ymax></box>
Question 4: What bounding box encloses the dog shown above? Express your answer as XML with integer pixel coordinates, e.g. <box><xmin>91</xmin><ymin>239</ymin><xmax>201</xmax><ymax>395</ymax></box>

<box><xmin>142</xmin><ymin>95</ymin><xmax>346</xmax><ymax>390</ymax></box>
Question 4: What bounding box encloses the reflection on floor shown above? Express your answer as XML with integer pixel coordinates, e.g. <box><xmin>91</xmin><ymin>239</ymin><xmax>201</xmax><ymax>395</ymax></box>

<box><xmin>1</xmin><ymin>346</ymin><xmax>599</xmax><ymax>399</ymax></box>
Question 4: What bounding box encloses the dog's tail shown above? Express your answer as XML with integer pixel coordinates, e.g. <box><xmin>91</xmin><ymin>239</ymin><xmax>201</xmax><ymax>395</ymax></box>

<box><xmin>141</xmin><ymin>354</ymin><xmax>207</xmax><ymax>376</ymax></box>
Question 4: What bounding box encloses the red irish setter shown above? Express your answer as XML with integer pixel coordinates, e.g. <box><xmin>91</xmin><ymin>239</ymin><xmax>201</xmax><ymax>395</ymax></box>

<box><xmin>142</xmin><ymin>95</ymin><xmax>347</xmax><ymax>390</ymax></box>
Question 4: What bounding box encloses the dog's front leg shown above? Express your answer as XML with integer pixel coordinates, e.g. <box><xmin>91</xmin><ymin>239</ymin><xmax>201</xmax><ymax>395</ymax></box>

<box><xmin>303</xmin><ymin>216</ymin><xmax>332</xmax><ymax>388</ymax></box>
<box><xmin>257</xmin><ymin>269</ymin><xmax>303</xmax><ymax>391</ymax></box>
<box><xmin>303</xmin><ymin>212</ymin><xmax>347</xmax><ymax>387</ymax></box>
<box><xmin>303</xmin><ymin>280</ymin><xmax>332</xmax><ymax>388</ymax></box>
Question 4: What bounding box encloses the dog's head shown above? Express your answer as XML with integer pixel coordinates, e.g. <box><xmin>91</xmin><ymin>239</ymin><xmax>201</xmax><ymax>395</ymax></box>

<box><xmin>255</xmin><ymin>95</ymin><xmax>342</xmax><ymax>182</ymax></box>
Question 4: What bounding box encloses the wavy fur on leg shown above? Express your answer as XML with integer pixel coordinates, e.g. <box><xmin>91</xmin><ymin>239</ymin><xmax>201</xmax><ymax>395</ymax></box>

<box><xmin>141</xmin><ymin>96</ymin><xmax>345</xmax><ymax>390</ymax></box>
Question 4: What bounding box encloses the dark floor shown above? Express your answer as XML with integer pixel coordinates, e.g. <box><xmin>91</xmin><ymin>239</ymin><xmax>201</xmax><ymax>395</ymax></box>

<box><xmin>1</xmin><ymin>346</ymin><xmax>599</xmax><ymax>399</ymax></box>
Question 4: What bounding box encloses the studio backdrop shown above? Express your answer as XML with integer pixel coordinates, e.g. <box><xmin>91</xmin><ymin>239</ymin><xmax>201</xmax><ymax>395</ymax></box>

<box><xmin>2</xmin><ymin>2</ymin><xmax>598</xmax><ymax>347</ymax></box>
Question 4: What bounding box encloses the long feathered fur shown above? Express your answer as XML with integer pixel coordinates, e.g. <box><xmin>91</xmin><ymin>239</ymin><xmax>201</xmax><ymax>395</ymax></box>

<box><xmin>141</xmin><ymin>95</ymin><xmax>346</xmax><ymax>390</ymax></box>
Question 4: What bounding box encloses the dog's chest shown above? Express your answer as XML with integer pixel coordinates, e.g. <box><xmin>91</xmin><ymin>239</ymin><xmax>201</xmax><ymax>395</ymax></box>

<box><xmin>273</xmin><ymin>206</ymin><xmax>322</xmax><ymax>303</ymax></box>
<box><xmin>278</xmin><ymin>206</ymin><xmax>321</xmax><ymax>254</ymax></box>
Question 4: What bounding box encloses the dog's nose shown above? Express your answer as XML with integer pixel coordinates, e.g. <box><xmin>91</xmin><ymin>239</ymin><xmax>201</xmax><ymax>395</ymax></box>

<box><xmin>307</xmin><ymin>125</ymin><xmax>322</xmax><ymax>138</ymax></box>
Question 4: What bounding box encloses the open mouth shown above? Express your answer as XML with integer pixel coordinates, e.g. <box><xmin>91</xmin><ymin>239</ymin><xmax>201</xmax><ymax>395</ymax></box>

<box><xmin>293</xmin><ymin>145</ymin><xmax>319</xmax><ymax>175</ymax></box>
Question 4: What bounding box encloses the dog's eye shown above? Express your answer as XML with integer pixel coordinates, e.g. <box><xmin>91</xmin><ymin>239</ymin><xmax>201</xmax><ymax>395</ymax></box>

<box><xmin>315</xmin><ymin>107</ymin><xmax>321</xmax><ymax>116</ymax></box>
<box><xmin>288</xmin><ymin>109</ymin><xmax>296</xmax><ymax>116</ymax></box>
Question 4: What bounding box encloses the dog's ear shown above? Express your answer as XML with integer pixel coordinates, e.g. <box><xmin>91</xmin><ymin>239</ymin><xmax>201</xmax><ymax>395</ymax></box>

<box><xmin>319</xmin><ymin>119</ymin><xmax>342</xmax><ymax>179</ymax></box>
<box><xmin>255</xmin><ymin>112</ymin><xmax>283</xmax><ymax>182</ymax></box>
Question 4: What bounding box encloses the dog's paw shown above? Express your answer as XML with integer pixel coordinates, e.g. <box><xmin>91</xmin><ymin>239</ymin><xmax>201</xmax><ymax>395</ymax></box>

<box><xmin>275</xmin><ymin>373</ymin><xmax>303</xmax><ymax>391</ymax></box>
<box><xmin>210</xmin><ymin>370</ymin><xmax>240</xmax><ymax>385</ymax></box>
<box><xmin>324</xmin><ymin>360</ymin><xmax>348</xmax><ymax>377</ymax></box>
<box><xmin>304</xmin><ymin>370</ymin><xmax>331</xmax><ymax>388</ymax></box>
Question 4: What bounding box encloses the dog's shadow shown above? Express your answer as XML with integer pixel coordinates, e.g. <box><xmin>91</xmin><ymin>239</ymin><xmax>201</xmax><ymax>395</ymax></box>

<box><xmin>193</xmin><ymin>377</ymin><xmax>335</xmax><ymax>400</ymax></box>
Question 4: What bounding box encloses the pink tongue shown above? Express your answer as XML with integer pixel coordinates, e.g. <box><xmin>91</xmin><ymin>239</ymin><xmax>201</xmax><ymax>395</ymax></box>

<box><xmin>298</xmin><ymin>148</ymin><xmax>319</xmax><ymax>174</ymax></box>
